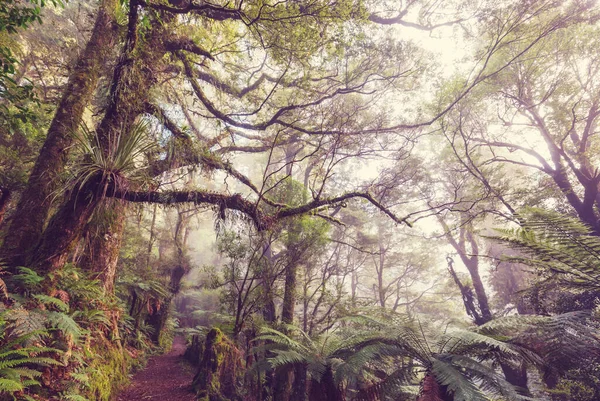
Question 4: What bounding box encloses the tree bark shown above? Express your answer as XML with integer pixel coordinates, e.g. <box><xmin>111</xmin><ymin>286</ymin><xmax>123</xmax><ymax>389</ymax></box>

<box><xmin>500</xmin><ymin>363</ymin><xmax>529</xmax><ymax>395</ymax></box>
<box><xmin>81</xmin><ymin>4</ymin><xmax>174</xmax><ymax>290</ymax></box>
<box><xmin>281</xmin><ymin>261</ymin><xmax>298</xmax><ymax>325</ymax></box>
<box><xmin>291</xmin><ymin>363</ymin><xmax>308</xmax><ymax>401</ymax></box>
<box><xmin>0</xmin><ymin>188</ymin><xmax>11</xmax><ymax>227</ymax></box>
<box><xmin>275</xmin><ymin>256</ymin><xmax>300</xmax><ymax>401</ymax></box>
<box><xmin>31</xmin><ymin>177</ymin><xmax>104</xmax><ymax>276</ymax></box>
<box><xmin>2</xmin><ymin>0</ymin><xmax>120</xmax><ymax>267</ymax></box>
<box><xmin>79</xmin><ymin>201</ymin><xmax>126</xmax><ymax>294</ymax></box>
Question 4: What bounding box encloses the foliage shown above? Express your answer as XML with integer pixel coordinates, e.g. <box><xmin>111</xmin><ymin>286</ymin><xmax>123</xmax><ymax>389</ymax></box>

<box><xmin>0</xmin><ymin>0</ymin><xmax>64</xmax><ymax>126</ymax></box>
<box><xmin>3</xmin><ymin>0</ymin><xmax>600</xmax><ymax>400</ymax></box>
<box><xmin>0</xmin><ymin>263</ymin><xmax>156</xmax><ymax>400</ymax></box>
<box><xmin>0</xmin><ymin>329</ymin><xmax>61</xmax><ymax>397</ymax></box>
<box><xmin>492</xmin><ymin>209</ymin><xmax>600</xmax><ymax>292</ymax></box>
<box><xmin>192</xmin><ymin>327</ymin><xmax>242</xmax><ymax>400</ymax></box>
<box><xmin>254</xmin><ymin>325</ymin><xmax>343</xmax><ymax>383</ymax></box>
<box><xmin>0</xmin><ymin>304</ymin><xmax>62</xmax><ymax>398</ymax></box>
<box><xmin>332</xmin><ymin>314</ymin><xmax>536</xmax><ymax>401</ymax></box>
<box><xmin>68</xmin><ymin>120</ymin><xmax>156</xmax><ymax>196</ymax></box>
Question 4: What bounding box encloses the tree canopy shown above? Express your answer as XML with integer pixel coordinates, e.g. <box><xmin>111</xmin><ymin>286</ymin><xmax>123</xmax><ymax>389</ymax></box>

<box><xmin>0</xmin><ymin>0</ymin><xmax>600</xmax><ymax>400</ymax></box>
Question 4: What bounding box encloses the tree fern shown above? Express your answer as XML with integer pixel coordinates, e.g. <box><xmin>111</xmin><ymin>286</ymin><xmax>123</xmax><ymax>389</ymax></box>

<box><xmin>431</xmin><ymin>358</ymin><xmax>489</xmax><ymax>401</ymax></box>
<box><xmin>333</xmin><ymin>314</ymin><xmax>537</xmax><ymax>401</ymax></box>
<box><xmin>490</xmin><ymin>208</ymin><xmax>600</xmax><ymax>291</ymax></box>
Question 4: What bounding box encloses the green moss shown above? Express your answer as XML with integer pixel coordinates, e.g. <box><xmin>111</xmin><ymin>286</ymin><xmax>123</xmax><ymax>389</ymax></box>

<box><xmin>86</xmin><ymin>343</ymin><xmax>129</xmax><ymax>401</ymax></box>
<box><xmin>193</xmin><ymin>328</ymin><xmax>238</xmax><ymax>401</ymax></box>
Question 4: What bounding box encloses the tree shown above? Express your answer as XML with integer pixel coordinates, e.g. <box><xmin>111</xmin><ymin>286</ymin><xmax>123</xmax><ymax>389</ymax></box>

<box><xmin>2</xmin><ymin>0</ymin><xmax>121</xmax><ymax>267</ymax></box>
<box><xmin>437</xmin><ymin>2</ymin><xmax>600</xmax><ymax>235</ymax></box>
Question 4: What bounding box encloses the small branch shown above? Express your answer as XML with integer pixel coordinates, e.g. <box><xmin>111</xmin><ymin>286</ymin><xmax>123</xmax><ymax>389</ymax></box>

<box><xmin>165</xmin><ymin>38</ymin><xmax>214</xmax><ymax>60</ymax></box>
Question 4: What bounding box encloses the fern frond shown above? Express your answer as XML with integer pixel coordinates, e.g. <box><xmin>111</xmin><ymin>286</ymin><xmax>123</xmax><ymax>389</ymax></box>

<box><xmin>490</xmin><ymin>209</ymin><xmax>600</xmax><ymax>291</ymax></box>
<box><xmin>34</xmin><ymin>294</ymin><xmax>69</xmax><ymax>312</ymax></box>
<box><xmin>46</xmin><ymin>311</ymin><xmax>83</xmax><ymax>342</ymax></box>
<box><xmin>0</xmin><ymin>377</ymin><xmax>23</xmax><ymax>392</ymax></box>
<box><xmin>11</xmin><ymin>267</ymin><xmax>44</xmax><ymax>287</ymax></box>
<box><xmin>0</xmin><ymin>278</ymin><xmax>7</xmax><ymax>300</ymax></box>
<box><xmin>431</xmin><ymin>358</ymin><xmax>488</xmax><ymax>401</ymax></box>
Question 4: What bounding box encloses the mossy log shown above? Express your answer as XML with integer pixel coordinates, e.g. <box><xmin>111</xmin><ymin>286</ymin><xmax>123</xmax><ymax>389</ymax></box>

<box><xmin>192</xmin><ymin>328</ymin><xmax>241</xmax><ymax>401</ymax></box>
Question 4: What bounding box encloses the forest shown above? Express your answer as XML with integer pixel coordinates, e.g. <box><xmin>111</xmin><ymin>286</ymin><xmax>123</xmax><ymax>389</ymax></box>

<box><xmin>1</xmin><ymin>0</ymin><xmax>600</xmax><ymax>400</ymax></box>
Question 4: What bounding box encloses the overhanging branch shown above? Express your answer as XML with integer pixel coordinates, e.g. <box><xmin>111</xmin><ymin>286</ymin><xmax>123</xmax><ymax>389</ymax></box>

<box><xmin>107</xmin><ymin>189</ymin><xmax>410</xmax><ymax>230</ymax></box>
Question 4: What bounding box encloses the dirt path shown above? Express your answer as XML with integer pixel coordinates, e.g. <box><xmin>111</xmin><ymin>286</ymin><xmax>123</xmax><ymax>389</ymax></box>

<box><xmin>116</xmin><ymin>337</ymin><xmax>196</xmax><ymax>401</ymax></box>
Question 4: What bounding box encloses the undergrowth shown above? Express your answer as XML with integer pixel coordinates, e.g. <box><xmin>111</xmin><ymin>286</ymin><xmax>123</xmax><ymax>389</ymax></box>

<box><xmin>0</xmin><ymin>264</ymin><xmax>167</xmax><ymax>400</ymax></box>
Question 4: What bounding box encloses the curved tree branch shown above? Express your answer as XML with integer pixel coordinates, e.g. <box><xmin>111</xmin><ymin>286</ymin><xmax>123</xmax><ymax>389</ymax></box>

<box><xmin>108</xmin><ymin>189</ymin><xmax>410</xmax><ymax>230</ymax></box>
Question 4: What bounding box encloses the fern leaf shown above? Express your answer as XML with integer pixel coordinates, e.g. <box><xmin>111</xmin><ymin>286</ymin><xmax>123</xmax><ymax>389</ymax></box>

<box><xmin>431</xmin><ymin>358</ymin><xmax>488</xmax><ymax>401</ymax></box>
<box><xmin>34</xmin><ymin>294</ymin><xmax>69</xmax><ymax>312</ymax></box>
<box><xmin>0</xmin><ymin>377</ymin><xmax>23</xmax><ymax>392</ymax></box>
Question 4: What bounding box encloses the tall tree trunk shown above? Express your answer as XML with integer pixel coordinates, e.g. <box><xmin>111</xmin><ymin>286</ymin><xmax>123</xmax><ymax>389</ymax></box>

<box><xmin>291</xmin><ymin>363</ymin><xmax>308</xmax><ymax>401</ymax></box>
<box><xmin>149</xmin><ymin>208</ymin><xmax>190</xmax><ymax>344</ymax></box>
<box><xmin>79</xmin><ymin>201</ymin><xmax>126</xmax><ymax>293</ymax></box>
<box><xmin>2</xmin><ymin>0</ymin><xmax>119</xmax><ymax>267</ymax></box>
<box><xmin>262</xmin><ymin>241</ymin><xmax>277</xmax><ymax>323</ymax></box>
<box><xmin>82</xmin><ymin>3</ymin><xmax>174</xmax><ymax>292</ymax></box>
<box><xmin>274</xmin><ymin>258</ymin><xmax>299</xmax><ymax>401</ymax></box>
<box><xmin>25</xmin><ymin>6</ymin><xmax>172</xmax><ymax>282</ymax></box>
<box><xmin>0</xmin><ymin>188</ymin><xmax>11</xmax><ymax>227</ymax></box>
<box><xmin>32</xmin><ymin>177</ymin><xmax>105</xmax><ymax>276</ymax></box>
<box><xmin>442</xmin><ymin>216</ymin><xmax>529</xmax><ymax>393</ymax></box>
<box><xmin>281</xmin><ymin>261</ymin><xmax>298</xmax><ymax>325</ymax></box>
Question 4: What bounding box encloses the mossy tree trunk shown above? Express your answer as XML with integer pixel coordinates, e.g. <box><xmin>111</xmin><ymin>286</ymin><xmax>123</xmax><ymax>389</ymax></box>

<box><xmin>0</xmin><ymin>187</ymin><xmax>11</xmax><ymax>227</ymax></box>
<box><xmin>2</xmin><ymin>0</ymin><xmax>120</xmax><ymax>268</ymax></box>
<box><xmin>79</xmin><ymin>201</ymin><xmax>126</xmax><ymax>294</ymax></box>
<box><xmin>273</xmin><ymin>258</ymin><xmax>300</xmax><ymax>401</ymax></box>
<box><xmin>81</xmin><ymin>3</ymin><xmax>176</xmax><ymax>293</ymax></box>
<box><xmin>193</xmin><ymin>328</ymin><xmax>238</xmax><ymax>401</ymax></box>
<box><xmin>31</xmin><ymin>176</ymin><xmax>105</xmax><ymax>276</ymax></box>
<box><xmin>34</xmin><ymin>6</ymin><xmax>173</xmax><ymax>283</ymax></box>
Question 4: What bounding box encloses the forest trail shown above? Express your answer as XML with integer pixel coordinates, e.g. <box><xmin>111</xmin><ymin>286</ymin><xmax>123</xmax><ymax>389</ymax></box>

<box><xmin>116</xmin><ymin>337</ymin><xmax>196</xmax><ymax>401</ymax></box>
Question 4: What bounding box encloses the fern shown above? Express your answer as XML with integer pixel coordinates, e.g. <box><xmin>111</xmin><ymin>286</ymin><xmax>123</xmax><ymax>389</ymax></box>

<box><xmin>0</xmin><ymin>312</ymin><xmax>62</xmax><ymax>398</ymax></box>
<box><xmin>11</xmin><ymin>267</ymin><xmax>44</xmax><ymax>288</ymax></box>
<box><xmin>332</xmin><ymin>314</ymin><xmax>538</xmax><ymax>401</ymax></box>
<box><xmin>431</xmin><ymin>358</ymin><xmax>488</xmax><ymax>401</ymax></box>
<box><xmin>2</xmin><ymin>307</ymin><xmax>47</xmax><ymax>341</ymax></box>
<box><xmin>0</xmin><ymin>377</ymin><xmax>24</xmax><ymax>392</ymax></box>
<box><xmin>0</xmin><ymin>278</ymin><xmax>8</xmax><ymax>300</ymax></box>
<box><xmin>34</xmin><ymin>294</ymin><xmax>69</xmax><ymax>312</ymax></box>
<box><xmin>46</xmin><ymin>311</ymin><xmax>83</xmax><ymax>342</ymax></box>
<box><xmin>490</xmin><ymin>208</ymin><xmax>600</xmax><ymax>291</ymax></box>
<box><xmin>72</xmin><ymin>309</ymin><xmax>111</xmax><ymax>331</ymax></box>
